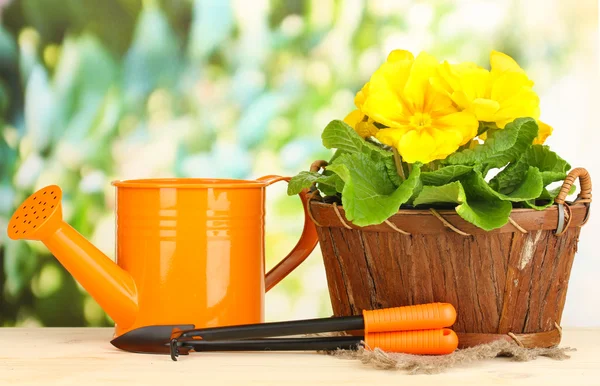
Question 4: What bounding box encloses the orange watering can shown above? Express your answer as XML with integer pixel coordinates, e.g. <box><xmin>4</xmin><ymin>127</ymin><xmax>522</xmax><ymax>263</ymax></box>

<box><xmin>6</xmin><ymin>177</ymin><xmax>319</xmax><ymax>337</ymax></box>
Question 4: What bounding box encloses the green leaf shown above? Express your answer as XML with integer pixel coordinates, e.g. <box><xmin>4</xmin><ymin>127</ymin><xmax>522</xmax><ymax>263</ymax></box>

<box><xmin>477</xmin><ymin>121</ymin><xmax>498</xmax><ymax>136</ymax></box>
<box><xmin>421</xmin><ymin>165</ymin><xmax>473</xmax><ymax>186</ymax></box>
<box><xmin>524</xmin><ymin>185</ymin><xmax>576</xmax><ymax>210</ymax></box>
<box><xmin>321</xmin><ymin>120</ymin><xmax>392</xmax><ymax>161</ymax></box>
<box><xmin>287</xmin><ymin>171</ymin><xmax>344</xmax><ymax>196</ymax></box>
<box><xmin>408</xmin><ymin>177</ymin><xmax>423</xmax><ymax>205</ymax></box>
<box><xmin>326</xmin><ymin>153</ymin><xmax>421</xmax><ymax>226</ymax></box>
<box><xmin>544</xmin><ymin>184</ymin><xmax>575</xmax><ymax>199</ymax></box>
<box><xmin>384</xmin><ymin>156</ymin><xmax>403</xmax><ymax>187</ymax></box>
<box><xmin>318</xmin><ymin>170</ymin><xmax>345</xmax><ymax>196</ymax></box>
<box><xmin>444</xmin><ymin>117</ymin><xmax>538</xmax><ymax>169</ymax></box>
<box><xmin>328</xmin><ymin>149</ymin><xmax>345</xmax><ymax>164</ymax></box>
<box><xmin>479</xmin><ymin>167</ymin><xmax>543</xmax><ymax>202</ymax></box>
<box><xmin>287</xmin><ymin>171</ymin><xmax>320</xmax><ymax>195</ymax></box>
<box><xmin>321</xmin><ymin>120</ymin><xmax>404</xmax><ymax>187</ymax></box>
<box><xmin>523</xmin><ymin>200</ymin><xmax>551</xmax><ymax>210</ymax></box>
<box><xmin>490</xmin><ymin>145</ymin><xmax>571</xmax><ymax>193</ymax></box>
<box><xmin>413</xmin><ymin>181</ymin><xmax>465</xmax><ymax>207</ymax></box>
<box><xmin>460</xmin><ymin>172</ymin><xmax>512</xmax><ymax>230</ymax></box>
<box><xmin>525</xmin><ymin>145</ymin><xmax>571</xmax><ymax>186</ymax></box>
<box><xmin>413</xmin><ymin>177</ymin><xmax>512</xmax><ymax>231</ymax></box>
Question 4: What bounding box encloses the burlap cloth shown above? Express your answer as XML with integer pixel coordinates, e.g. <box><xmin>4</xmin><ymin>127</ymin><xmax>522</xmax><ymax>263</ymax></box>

<box><xmin>315</xmin><ymin>334</ymin><xmax>574</xmax><ymax>374</ymax></box>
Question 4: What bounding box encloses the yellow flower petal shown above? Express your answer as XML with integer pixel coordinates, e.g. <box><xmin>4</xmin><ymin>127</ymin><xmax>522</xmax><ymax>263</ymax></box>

<box><xmin>430</xmin><ymin>50</ymin><xmax>542</xmax><ymax>130</ymax></box>
<box><xmin>468</xmin><ymin>98</ymin><xmax>500</xmax><ymax>123</ymax></box>
<box><xmin>427</xmin><ymin>127</ymin><xmax>464</xmax><ymax>160</ymax></box>
<box><xmin>454</xmin><ymin>61</ymin><xmax>482</xmax><ymax>72</ymax></box>
<box><xmin>397</xmin><ymin>130</ymin><xmax>435</xmax><ymax>163</ymax></box>
<box><xmin>375</xmin><ymin>127</ymin><xmax>409</xmax><ymax>148</ymax></box>
<box><xmin>534</xmin><ymin>120</ymin><xmax>553</xmax><ymax>144</ymax></box>
<box><xmin>387</xmin><ymin>49</ymin><xmax>414</xmax><ymax>63</ymax></box>
<box><xmin>343</xmin><ymin>109</ymin><xmax>378</xmax><ymax>138</ymax></box>
<box><xmin>449</xmin><ymin>91</ymin><xmax>472</xmax><ymax>110</ymax></box>
<box><xmin>396</xmin><ymin>127</ymin><xmax>463</xmax><ymax>164</ymax></box>
<box><xmin>356</xmin><ymin>119</ymin><xmax>379</xmax><ymax>138</ymax></box>
<box><xmin>491</xmin><ymin>72</ymin><xmax>534</xmax><ymax>102</ymax></box>
<box><xmin>455</xmin><ymin>67</ymin><xmax>490</xmax><ymax>101</ymax></box>
<box><xmin>434</xmin><ymin>111</ymin><xmax>479</xmax><ymax>145</ymax></box>
<box><xmin>404</xmin><ymin>52</ymin><xmax>439</xmax><ymax>112</ymax></box>
<box><xmin>362</xmin><ymin>58</ymin><xmax>413</xmax><ymax>127</ymax></box>
<box><xmin>343</xmin><ymin>109</ymin><xmax>363</xmax><ymax>128</ymax></box>
<box><xmin>354</xmin><ymin>82</ymin><xmax>370</xmax><ymax>109</ymax></box>
<box><xmin>361</xmin><ymin>89</ymin><xmax>408</xmax><ymax>129</ymax></box>
<box><xmin>494</xmin><ymin>95</ymin><xmax>540</xmax><ymax>128</ymax></box>
<box><xmin>434</xmin><ymin>61</ymin><xmax>481</xmax><ymax>98</ymax></box>
<box><xmin>370</xmin><ymin>57</ymin><xmax>413</xmax><ymax>93</ymax></box>
<box><xmin>490</xmin><ymin>50</ymin><xmax>525</xmax><ymax>74</ymax></box>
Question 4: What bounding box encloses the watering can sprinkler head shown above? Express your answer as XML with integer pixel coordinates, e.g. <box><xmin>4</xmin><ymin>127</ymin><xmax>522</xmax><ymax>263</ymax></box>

<box><xmin>6</xmin><ymin>185</ymin><xmax>139</xmax><ymax>329</ymax></box>
<box><xmin>7</xmin><ymin>185</ymin><xmax>63</xmax><ymax>242</ymax></box>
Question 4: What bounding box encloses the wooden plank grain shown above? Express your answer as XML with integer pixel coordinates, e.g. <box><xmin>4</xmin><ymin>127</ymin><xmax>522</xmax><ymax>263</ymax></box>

<box><xmin>0</xmin><ymin>328</ymin><xmax>599</xmax><ymax>386</ymax></box>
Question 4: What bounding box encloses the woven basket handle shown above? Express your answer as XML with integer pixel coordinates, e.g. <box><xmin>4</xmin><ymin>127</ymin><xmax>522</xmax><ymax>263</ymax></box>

<box><xmin>555</xmin><ymin>167</ymin><xmax>592</xmax><ymax>205</ymax></box>
<box><xmin>310</xmin><ymin>160</ymin><xmax>328</xmax><ymax>173</ymax></box>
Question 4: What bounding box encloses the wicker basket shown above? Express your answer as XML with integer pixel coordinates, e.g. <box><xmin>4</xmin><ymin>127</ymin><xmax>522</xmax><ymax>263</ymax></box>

<box><xmin>307</xmin><ymin>161</ymin><xmax>592</xmax><ymax>348</ymax></box>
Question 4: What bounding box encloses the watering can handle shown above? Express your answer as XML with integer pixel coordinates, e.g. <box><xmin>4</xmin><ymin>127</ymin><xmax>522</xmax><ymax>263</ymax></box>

<box><xmin>256</xmin><ymin>175</ymin><xmax>319</xmax><ymax>291</ymax></box>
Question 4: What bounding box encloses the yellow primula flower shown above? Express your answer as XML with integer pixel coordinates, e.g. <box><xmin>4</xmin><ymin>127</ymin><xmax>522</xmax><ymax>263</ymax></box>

<box><xmin>534</xmin><ymin>120</ymin><xmax>553</xmax><ymax>144</ymax></box>
<box><xmin>359</xmin><ymin>50</ymin><xmax>479</xmax><ymax>164</ymax></box>
<box><xmin>434</xmin><ymin>51</ymin><xmax>540</xmax><ymax>128</ymax></box>
<box><xmin>342</xmin><ymin>81</ymin><xmax>379</xmax><ymax>138</ymax></box>
<box><xmin>433</xmin><ymin>50</ymin><xmax>551</xmax><ymax>143</ymax></box>
<box><xmin>343</xmin><ymin>109</ymin><xmax>378</xmax><ymax>138</ymax></box>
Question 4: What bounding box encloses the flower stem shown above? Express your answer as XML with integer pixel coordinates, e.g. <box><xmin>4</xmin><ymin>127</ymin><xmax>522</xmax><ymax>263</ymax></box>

<box><xmin>392</xmin><ymin>148</ymin><xmax>406</xmax><ymax>181</ymax></box>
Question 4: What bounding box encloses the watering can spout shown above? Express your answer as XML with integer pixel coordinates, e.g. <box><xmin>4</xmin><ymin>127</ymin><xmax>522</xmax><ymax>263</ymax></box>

<box><xmin>6</xmin><ymin>185</ymin><xmax>138</xmax><ymax>328</ymax></box>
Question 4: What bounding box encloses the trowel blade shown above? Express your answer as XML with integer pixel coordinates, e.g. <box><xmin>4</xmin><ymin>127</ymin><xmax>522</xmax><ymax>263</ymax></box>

<box><xmin>110</xmin><ymin>324</ymin><xmax>195</xmax><ymax>354</ymax></box>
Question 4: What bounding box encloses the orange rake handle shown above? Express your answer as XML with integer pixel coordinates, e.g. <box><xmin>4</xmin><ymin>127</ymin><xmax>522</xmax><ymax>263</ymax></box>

<box><xmin>170</xmin><ymin>302</ymin><xmax>457</xmax><ymax>342</ymax></box>
<box><xmin>363</xmin><ymin>303</ymin><xmax>457</xmax><ymax>333</ymax></box>
<box><xmin>365</xmin><ymin>328</ymin><xmax>459</xmax><ymax>355</ymax></box>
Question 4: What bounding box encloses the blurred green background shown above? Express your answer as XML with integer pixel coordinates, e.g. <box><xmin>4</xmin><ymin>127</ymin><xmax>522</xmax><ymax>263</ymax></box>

<box><xmin>0</xmin><ymin>0</ymin><xmax>598</xmax><ymax>327</ymax></box>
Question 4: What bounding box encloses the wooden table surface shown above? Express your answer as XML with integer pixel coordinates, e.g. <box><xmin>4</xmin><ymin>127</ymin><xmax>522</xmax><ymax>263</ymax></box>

<box><xmin>0</xmin><ymin>328</ymin><xmax>599</xmax><ymax>385</ymax></box>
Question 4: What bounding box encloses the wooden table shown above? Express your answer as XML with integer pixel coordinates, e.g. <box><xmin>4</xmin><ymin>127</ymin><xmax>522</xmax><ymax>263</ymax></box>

<box><xmin>0</xmin><ymin>328</ymin><xmax>599</xmax><ymax>385</ymax></box>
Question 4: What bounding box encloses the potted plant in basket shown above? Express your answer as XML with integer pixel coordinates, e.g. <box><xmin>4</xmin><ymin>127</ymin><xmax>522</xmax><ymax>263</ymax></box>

<box><xmin>288</xmin><ymin>49</ymin><xmax>592</xmax><ymax>349</ymax></box>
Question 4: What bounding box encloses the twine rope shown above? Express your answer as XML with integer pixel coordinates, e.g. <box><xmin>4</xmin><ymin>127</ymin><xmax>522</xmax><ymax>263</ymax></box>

<box><xmin>507</xmin><ymin>332</ymin><xmax>525</xmax><ymax>347</ymax></box>
<box><xmin>554</xmin><ymin>322</ymin><xmax>563</xmax><ymax>339</ymax></box>
<box><xmin>506</xmin><ymin>323</ymin><xmax>562</xmax><ymax>348</ymax></box>
<box><xmin>333</xmin><ymin>202</ymin><xmax>353</xmax><ymax>229</ymax></box>
<box><xmin>306</xmin><ymin>191</ymin><xmax>322</xmax><ymax>227</ymax></box>
<box><xmin>508</xmin><ymin>217</ymin><xmax>528</xmax><ymax>234</ymax></box>
<box><xmin>429</xmin><ymin>209</ymin><xmax>471</xmax><ymax>237</ymax></box>
<box><xmin>384</xmin><ymin>219</ymin><xmax>411</xmax><ymax>235</ymax></box>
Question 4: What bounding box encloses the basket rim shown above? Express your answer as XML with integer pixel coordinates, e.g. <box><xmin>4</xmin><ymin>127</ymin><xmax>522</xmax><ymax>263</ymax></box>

<box><xmin>308</xmin><ymin>200</ymin><xmax>589</xmax><ymax>235</ymax></box>
<box><xmin>310</xmin><ymin>200</ymin><xmax>576</xmax><ymax>215</ymax></box>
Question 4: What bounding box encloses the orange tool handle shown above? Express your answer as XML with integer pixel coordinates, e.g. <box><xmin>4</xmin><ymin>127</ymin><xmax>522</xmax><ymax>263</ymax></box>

<box><xmin>362</xmin><ymin>303</ymin><xmax>456</xmax><ymax>333</ymax></box>
<box><xmin>365</xmin><ymin>328</ymin><xmax>458</xmax><ymax>355</ymax></box>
